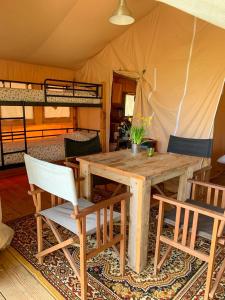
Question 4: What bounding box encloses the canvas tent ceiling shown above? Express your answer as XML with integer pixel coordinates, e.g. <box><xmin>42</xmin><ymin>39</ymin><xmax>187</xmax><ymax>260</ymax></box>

<box><xmin>0</xmin><ymin>0</ymin><xmax>157</xmax><ymax>69</ymax></box>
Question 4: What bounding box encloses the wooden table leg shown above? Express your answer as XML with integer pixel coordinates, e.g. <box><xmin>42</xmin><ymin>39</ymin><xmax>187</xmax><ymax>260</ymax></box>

<box><xmin>128</xmin><ymin>178</ymin><xmax>150</xmax><ymax>273</ymax></box>
<box><xmin>177</xmin><ymin>167</ymin><xmax>194</xmax><ymax>201</ymax></box>
<box><xmin>79</xmin><ymin>161</ymin><xmax>92</xmax><ymax>200</ymax></box>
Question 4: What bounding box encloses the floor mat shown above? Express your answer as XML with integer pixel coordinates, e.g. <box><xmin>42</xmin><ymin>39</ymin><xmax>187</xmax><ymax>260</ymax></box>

<box><xmin>8</xmin><ymin>208</ymin><xmax>225</xmax><ymax>300</ymax></box>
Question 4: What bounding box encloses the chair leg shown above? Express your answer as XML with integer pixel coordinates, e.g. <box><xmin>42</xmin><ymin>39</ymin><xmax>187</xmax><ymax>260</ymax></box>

<box><xmin>80</xmin><ymin>218</ymin><xmax>87</xmax><ymax>300</ymax></box>
<box><xmin>204</xmin><ymin>260</ymin><xmax>215</xmax><ymax>300</ymax></box>
<box><xmin>209</xmin><ymin>257</ymin><xmax>225</xmax><ymax>299</ymax></box>
<box><xmin>154</xmin><ymin>201</ymin><xmax>164</xmax><ymax>275</ymax></box>
<box><xmin>36</xmin><ymin>215</ymin><xmax>43</xmax><ymax>264</ymax></box>
<box><xmin>120</xmin><ymin>238</ymin><xmax>126</xmax><ymax>276</ymax></box>
<box><xmin>154</xmin><ymin>239</ymin><xmax>161</xmax><ymax>275</ymax></box>
<box><xmin>157</xmin><ymin>245</ymin><xmax>172</xmax><ymax>271</ymax></box>
<box><xmin>112</xmin><ymin>183</ymin><xmax>123</xmax><ymax>197</ymax></box>
<box><xmin>120</xmin><ymin>199</ymin><xmax>126</xmax><ymax>276</ymax></box>
<box><xmin>80</xmin><ymin>254</ymin><xmax>87</xmax><ymax>300</ymax></box>
<box><xmin>154</xmin><ymin>184</ymin><xmax>166</xmax><ymax>196</ymax></box>
<box><xmin>204</xmin><ymin>220</ymin><xmax>219</xmax><ymax>300</ymax></box>
<box><xmin>78</xmin><ymin>180</ymin><xmax>81</xmax><ymax>198</ymax></box>
<box><xmin>74</xmin><ymin>168</ymin><xmax>81</xmax><ymax>198</ymax></box>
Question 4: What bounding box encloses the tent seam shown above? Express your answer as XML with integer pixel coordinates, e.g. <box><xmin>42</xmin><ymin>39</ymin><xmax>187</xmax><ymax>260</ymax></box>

<box><xmin>173</xmin><ymin>16</ymin><xmax>197</xmax><ymax>136</ymax></box>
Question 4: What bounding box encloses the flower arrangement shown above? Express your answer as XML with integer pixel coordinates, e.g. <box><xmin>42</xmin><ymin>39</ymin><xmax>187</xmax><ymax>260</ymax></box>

<box><xmin>130</xmin><ymin>126</ymin><xmax>145</xmax><ymax>145</ymax></box>
<box><xmin>129</xmin><ymin>115</ymin><xmax>152</xmax><ymax>154</ymax></box>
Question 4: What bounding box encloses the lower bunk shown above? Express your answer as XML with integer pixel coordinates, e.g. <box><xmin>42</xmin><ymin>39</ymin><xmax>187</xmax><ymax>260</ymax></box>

<box><xmin>0</xmin><ymin>128</ymin><xmax>99</xmax><ymax>169</ymax></box>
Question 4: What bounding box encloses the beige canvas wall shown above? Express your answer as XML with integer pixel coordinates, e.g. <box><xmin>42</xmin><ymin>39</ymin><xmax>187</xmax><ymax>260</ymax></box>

<box><xmin>0</xmin><ymin>59</ymin><xmax>74</xmax><ymax>83</ymax></box>
<box><xmin>77</xmin><ymin>107</ymin><xmax>101</xmax><ymax>130</ymax></box>
<box><xmin>75</xmin><ymin>3</ymin><xmax>225</xmax><ymax>152</ymax></box>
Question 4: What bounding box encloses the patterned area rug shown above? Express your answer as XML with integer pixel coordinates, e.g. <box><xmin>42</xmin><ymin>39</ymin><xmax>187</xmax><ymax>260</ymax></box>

<box><xmin>8</xmin><ymin>208</ymin><xmax>225</xmax><ymax>300</ymax></box>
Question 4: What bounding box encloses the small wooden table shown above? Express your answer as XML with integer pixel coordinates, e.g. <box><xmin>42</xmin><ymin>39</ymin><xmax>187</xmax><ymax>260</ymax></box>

<box><xmin>77</xmin><ymin>150</ymin><xmax>209</xmax><ymax>273</ymax></box>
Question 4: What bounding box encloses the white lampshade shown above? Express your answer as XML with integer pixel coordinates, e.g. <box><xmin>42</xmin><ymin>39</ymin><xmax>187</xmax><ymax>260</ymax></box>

<box><xmin>109</xmin><ymin>0</ymin><xmax>135</xmax><ymax>26</ymax></box>
<box><xmin>217</xmin><ymin>155</ymin><xmax>225</xmax><ymax>164</ymax></box>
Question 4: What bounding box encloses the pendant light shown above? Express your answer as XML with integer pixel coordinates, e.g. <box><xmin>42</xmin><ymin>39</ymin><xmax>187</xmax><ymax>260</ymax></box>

<box><xmin>109</xmin><ymin>0</ymin><xmax>135</xmax><ymax>26</ymax></box>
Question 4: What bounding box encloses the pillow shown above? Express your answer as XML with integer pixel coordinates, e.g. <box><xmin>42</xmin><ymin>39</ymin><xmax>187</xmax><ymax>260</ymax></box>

<box><xmin>62</xmin><ymin>131</ymin><xmax>97</xmax><ymax>141</ymax></box>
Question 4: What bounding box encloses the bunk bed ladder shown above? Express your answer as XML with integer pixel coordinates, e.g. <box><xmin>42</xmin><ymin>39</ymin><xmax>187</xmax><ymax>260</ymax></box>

<box><xmin>0</xmin><ymin>104</ymin><xmax>27</xmax><ymax>168</ymax></box>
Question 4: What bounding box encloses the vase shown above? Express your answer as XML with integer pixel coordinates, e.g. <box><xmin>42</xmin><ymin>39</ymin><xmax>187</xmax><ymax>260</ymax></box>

<box><xmin>131</xmin><ymin>143</ymin><xmax>140</xmax><ymax>155</ymax></box>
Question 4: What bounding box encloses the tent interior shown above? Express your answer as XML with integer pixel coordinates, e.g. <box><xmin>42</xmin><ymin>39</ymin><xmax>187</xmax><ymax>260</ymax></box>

<box><xmin>0</xmin><ymin>0</ymin><xmax>225</xmax><ymax>299</ymax></box>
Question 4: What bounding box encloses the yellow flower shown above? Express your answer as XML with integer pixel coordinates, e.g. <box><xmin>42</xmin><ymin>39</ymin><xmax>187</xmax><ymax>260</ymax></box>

<box><xmin>133</xmin><ymin>115</ymin><xmax>153</xmax><ymax>127</ymax></box>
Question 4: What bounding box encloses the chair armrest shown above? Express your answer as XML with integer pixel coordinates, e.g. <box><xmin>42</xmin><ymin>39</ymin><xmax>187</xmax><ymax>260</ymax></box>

<box><xmin>76</xmin><ymin>177</ymin><xmax>85</xmax><ymax>182</ymax></box>
<box><xmin>65</xmin><ymin>156</ymin><xmax>78</xmax><ymax>162</ymax></box>
<box><xmin>28</xmin><ymin>188</ymin><xmax>45</xmax><ymax>196</ymax></box>
<box><xmin>193</xmin><ymin>166</ymin><xmax>211</xmax><ymax>177</ymax></box>
<box><xmin>74</xmin><ymin>192</ymin><xmax>131</xmax><ymax>220</ymax></box>
<box><xmin>188</xmin><ymin>179</ymin><xmax>225</xmax><ymax>191</ymax></box>
<box><xmin>153</xmin><ymin>194</ymin><xmax>225</xmax><ymax>222</ymax></box>
<box><xmin>64</xmin><ymin>161</ymin><xmax>80</xmax><ymax>170</ymax></box>
<box><xmin>195</xmin><ymin>165</ymin><xmax>212</xmax><ymax>172</ymax></box>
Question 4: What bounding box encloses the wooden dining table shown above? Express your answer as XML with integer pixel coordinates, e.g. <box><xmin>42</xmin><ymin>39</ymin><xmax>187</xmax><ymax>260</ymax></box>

<box><xmin>77</xmin><ymin>149</ymin><xmax>209</xmax><ymax>273</ymax></box>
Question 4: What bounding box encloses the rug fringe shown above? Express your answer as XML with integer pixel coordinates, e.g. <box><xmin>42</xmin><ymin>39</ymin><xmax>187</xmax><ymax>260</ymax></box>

<box><xmin>8</xmin><ymin>246</ymin><xmax>65</xmax><ymax>300</ymax></box>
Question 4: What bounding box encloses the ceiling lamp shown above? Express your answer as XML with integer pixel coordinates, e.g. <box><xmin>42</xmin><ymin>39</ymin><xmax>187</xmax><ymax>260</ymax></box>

<box><xmin>109</xmin><ymin>0</ymin><xmax>135</xmax><ymax>26</ymax></box>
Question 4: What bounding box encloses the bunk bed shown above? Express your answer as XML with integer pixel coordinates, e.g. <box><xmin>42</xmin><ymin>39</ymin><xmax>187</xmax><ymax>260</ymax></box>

<box><xmin>0</xmin><ymin>128</ymin><xmax>99</xmax><ymax>167</ymax></box>
<box><xmin>0</xmin><ymin>79</ymin><xmax>104</xmax><ymax>169</ymax></box>
<box><xmin>0</xmin><ymin>78</ymin><xmax>102</xmax><ymax>107</ymax></box>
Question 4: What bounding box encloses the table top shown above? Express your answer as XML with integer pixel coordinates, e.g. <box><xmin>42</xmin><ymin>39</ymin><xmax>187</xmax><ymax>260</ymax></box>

<box><xmin>77</xmin><ymin>149</ymin><xmax>204</xmax><ymax>181</ymax></box>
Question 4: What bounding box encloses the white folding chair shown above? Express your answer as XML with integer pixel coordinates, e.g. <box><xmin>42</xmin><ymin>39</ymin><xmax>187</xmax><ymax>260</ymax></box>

<box><xmin>24</xmin><ymin>154</ymin><xmax>130</xmax><ymax>300</ymax></box>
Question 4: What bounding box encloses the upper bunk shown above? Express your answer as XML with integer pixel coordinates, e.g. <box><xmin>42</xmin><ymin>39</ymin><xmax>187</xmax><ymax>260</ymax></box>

<box><xmin>0</xmin><ymin>78</ymin><xmax>103</xmax><ymax>107</ymax></box>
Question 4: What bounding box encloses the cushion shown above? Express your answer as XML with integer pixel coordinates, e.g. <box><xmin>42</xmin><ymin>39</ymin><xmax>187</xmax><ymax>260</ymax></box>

<box><xmin>40</xmin><ymin>199</ymin><xmax>120</xmax><ymax>236</ymax></box>
<box><xmin>164</xmin><ymin>199</ymin><xmax>225</xmax><ymax>240</ymax></box>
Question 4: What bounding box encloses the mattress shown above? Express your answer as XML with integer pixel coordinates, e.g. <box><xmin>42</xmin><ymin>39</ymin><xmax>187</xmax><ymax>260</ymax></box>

<box><xmin>0</xmin><ymin>131</ymin><xmax>97</xmax><ymax>166</ymax></box>
<box><xmin>0</xmin><ymin>88</ymin><xmax>101</xmax><ymax>105</ymax></box>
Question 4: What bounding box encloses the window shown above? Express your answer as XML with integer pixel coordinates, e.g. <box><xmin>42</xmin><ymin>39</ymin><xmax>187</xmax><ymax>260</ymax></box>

<box><xmin>44</xmin><ymin>107</ymin><xmax>70</xmax><ymax>118</ymax></box>
<box><xmin>0</xmin><ymin>81</ymin><xmax>10</xmax><ymax>88</ymax></box>
<box><xmin>124</xmin><ymin>94</ymin><xmax>135</xmax><ymax>117</ymax></box>
<box><xmin>0</xmin><ymin>106</ymin><xmax>33</xmax><ymax>119</ymax></box>
<box><xmin>0</xmin><ymin>81</ymin><xmax>32</xmax><ymax>89</ymax></box>
<box><xmin>11</xmin><ymin>82</ymin><xmax>27</xmax><ymax>89</ymax></box>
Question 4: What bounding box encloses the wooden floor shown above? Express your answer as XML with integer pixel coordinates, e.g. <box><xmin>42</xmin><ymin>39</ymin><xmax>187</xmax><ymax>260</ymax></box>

<box><xmin>0</xmin><ymin>167</ymin><xmax>51</xmax><ymax>223</ymax></box>
<box><xmin>0</xmin><ymin>250</ymin><xmax>54</xmax><ymax>300</ymax></box>
<box><xmin>1</xmin><ymin>167</ymin><xmax>225</xmax><ymax>299</ymax></box>
<box><xmin>0</xmin><ymin>168</ymin><xmax>54</xmax><ymax>299</ymax></box>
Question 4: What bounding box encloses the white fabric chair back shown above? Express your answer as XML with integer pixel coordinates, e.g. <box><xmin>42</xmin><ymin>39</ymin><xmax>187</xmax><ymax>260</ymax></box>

<box><xmin>24</xmin><ymin>154</ymin><xmax>78</xmax><ymax>206</ymax></box>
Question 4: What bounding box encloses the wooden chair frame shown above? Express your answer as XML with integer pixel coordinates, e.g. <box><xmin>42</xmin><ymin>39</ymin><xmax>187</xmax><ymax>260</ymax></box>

<box><xmin>153</xmin><ymin>165</ymin><xmax>212</xmax><ymax>199</ymax></box>
<box><xmin>28</xmin><ymin>184</ymin><xmax>130</xmax><ymax>300</ymax></box>
<box><xmin>153</xmin><ymin>180</ymin><xmax>225</xmax><ymax>300</ymax></box>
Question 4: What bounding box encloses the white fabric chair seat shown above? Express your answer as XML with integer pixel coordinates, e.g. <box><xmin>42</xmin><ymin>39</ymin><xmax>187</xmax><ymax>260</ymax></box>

<box><xmin>40</xmin><ymin>198</ymin><xmax>120</xmax><ymax>236</ymax></box>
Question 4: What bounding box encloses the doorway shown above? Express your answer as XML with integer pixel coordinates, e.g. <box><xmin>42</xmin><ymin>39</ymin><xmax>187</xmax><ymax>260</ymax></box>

<box><xmin>212</xmin><ymin>84</ymin><xmax>225</xmax><ymax>178</ymax></box>
<box><xmin>110</xmin><ymin>72</ymin><xmax>137</xmax><ymax>151</ymax></box>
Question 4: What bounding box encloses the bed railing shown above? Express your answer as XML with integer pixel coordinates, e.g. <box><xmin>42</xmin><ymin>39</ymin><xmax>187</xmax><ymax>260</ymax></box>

<box><xmin>44</xmin><ymin>79</ymin><xmax>102</xmax><ymax>101</ymax></box>
<box><xmin>1</xmin><ymin>127</ymin><xmax>75</xmax><ymax>142</ymax></box>
<box><xmin>1</xmin><ymin>127</ymin><xmax>100</xmax><ymax>142</ymax></box>
<box><xmin>0</xmin><ymin>78</ymin><xmax>102</xmax><ymax>107</ymax></box>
